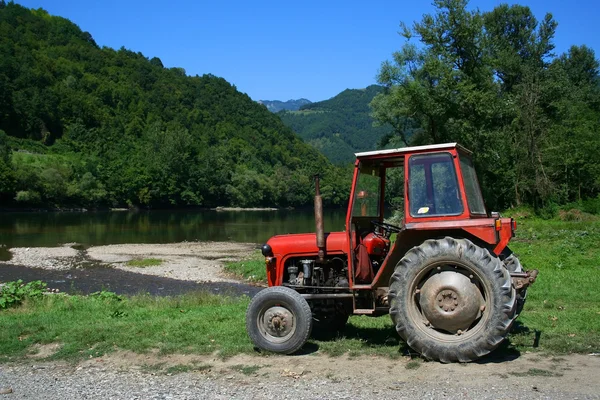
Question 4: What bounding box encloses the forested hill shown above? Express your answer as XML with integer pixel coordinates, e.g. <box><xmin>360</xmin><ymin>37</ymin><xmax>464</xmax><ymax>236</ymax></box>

<box><xmin>258</xmin><ymin>99</ymin><xmax>312</xmax><ymax>112</ymax></box>
<box><xmin>0</xmin><ymin>2</ymin><xmax>350</xmax><ymax>209</ymax></box>
<box><xmin>278</xmin><ymin>85</ymin><xmax>391</xmax><ymax>164</ymax></box>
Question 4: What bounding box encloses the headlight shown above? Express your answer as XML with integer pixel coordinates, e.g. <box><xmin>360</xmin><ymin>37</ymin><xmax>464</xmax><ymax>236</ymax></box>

<box><xmin>261</xmin><ymin>244</ymin><xmax>273</xmax><ymax>257</ymax></box>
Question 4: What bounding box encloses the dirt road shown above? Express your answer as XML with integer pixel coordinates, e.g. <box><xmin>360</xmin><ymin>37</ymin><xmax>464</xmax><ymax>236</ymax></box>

<box><xmin>0</xmin><ymin>351</ymin><xmax>598</xmax><ymax>399</ymax></box>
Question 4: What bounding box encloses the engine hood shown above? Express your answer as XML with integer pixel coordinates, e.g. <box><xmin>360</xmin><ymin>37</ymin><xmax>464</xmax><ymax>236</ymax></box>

<box><xmin>266</xmin><ymin>231</ymin><xmax>347</xmax><ymax>257</ymax></box>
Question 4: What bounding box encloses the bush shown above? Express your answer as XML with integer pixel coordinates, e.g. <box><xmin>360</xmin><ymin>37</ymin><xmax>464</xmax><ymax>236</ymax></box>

<box><xmin>89</xmin><ymin>290</ymin><xmax>124</xmax><ymax>302</ymax></box>
<box><xmin>14</xmin><ymin>190</ymin><xmax>41</xmax><ymax>204</ymax></box>
<box><xmin>581</xmin><ymin>196</ymin><xmax>600</xmax><ymax>215</ymax></box>
<box><xmin>558</xmin><ymin>209</ymin><xmax>598</xmax><ymax>222</ymax></box>
<box><xmin>0</xmin><ymin>280</ymin><xmax>47</xmax><ymax>309</ymax></box>
<box><xmin>535</xmin><ymin>203</ymin><xmax>559</xmax><ymax>220</ymax></box>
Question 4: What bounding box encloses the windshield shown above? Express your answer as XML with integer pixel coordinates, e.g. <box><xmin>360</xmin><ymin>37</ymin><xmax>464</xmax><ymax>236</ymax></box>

<box><xmin>352</xmin><ymin>165</ymin><xmax>381</xmax><ymax>217</ymax></box>
<box><xmin>408</xmin><ymin>152</ymin><xmax>463</xmax><ymax>217</ymax></box>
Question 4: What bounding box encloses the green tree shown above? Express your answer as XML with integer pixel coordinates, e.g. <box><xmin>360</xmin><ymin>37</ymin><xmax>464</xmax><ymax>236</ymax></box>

<box><xmin>371</xmin><ymin>0</ymin><xmax>600</xmax><ymax>210</ymax></box>
<box><xmin>0</xmin><ymin>130</ymin><xmax>16</xmax><ymax>200</ymax></box>
<box><xmin>0</xmin><ymin>2</ymin><xmax>344</xmax><ymax>209</ymax></box>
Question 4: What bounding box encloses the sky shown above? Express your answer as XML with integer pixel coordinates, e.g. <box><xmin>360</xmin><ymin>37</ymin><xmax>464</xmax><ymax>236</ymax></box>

<box><xmin>13</xmin><ymin>0</ymin><xmax>600</xmax><ymax>102</ymax></box>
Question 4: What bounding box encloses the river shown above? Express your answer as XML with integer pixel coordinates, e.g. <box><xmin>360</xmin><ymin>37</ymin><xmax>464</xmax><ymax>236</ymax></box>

<box><xmin>0</xmin><ymin>209</ymin><xmax>348</xmax><ymax>296</ymax></box>
<box><xmin>0</xmin><ymin>208</ymin><xmax>348</xmax><ymax>249</ymax></box>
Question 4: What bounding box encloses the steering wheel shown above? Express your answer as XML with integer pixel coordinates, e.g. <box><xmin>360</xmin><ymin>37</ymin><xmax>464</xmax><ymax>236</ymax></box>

<box><xmin>371</xmin><ymin>220</ymin><xmax>402</xmax><ymax>238</ymax></box>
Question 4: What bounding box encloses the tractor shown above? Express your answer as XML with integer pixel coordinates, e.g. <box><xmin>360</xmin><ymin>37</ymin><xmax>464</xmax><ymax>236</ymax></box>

<box><xmin>246</xmin><ymin>143</ymin><xmax>538</xmax><ymax>362</ymax></box>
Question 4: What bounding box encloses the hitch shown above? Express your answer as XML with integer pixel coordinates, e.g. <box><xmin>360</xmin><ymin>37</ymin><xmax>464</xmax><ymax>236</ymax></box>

<box><xmin>510</xmin><ymin>269</ymin><xmax>539</xmax><ymax>290</ymax></box>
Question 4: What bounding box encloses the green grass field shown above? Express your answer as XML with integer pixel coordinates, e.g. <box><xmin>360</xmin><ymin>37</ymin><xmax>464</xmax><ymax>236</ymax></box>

<box><xmin>0</xmin><ymin>218</ymin><xmax>598</xmax><ymax>362</ymax></box>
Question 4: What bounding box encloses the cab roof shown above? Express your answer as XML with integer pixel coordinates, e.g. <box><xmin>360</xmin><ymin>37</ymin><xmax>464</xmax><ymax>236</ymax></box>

<box><xmin>355</xmin><ymin>143</ymin><xmax>471</xmax><ymax>160</ymax></box>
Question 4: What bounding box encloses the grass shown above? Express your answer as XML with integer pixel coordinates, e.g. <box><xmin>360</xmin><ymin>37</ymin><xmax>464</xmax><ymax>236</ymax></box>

<box><xmin>405</xmin><ymin>360</ymin><xmax>422</xmax><ymax>370</ymax></box>
<box><xmin>508</xmin><ymin>368</ymin><xmax>561</xmax><ymax>377</ymax></box>
<box><xmin>230</xmin><ymin>364</ymin><xmax>261</xmax><ymax>375</ymax></box>
<box><xmin>506</xmin><ymin>218</ymin><xmax>600</xmax><ymax>354</ymax></box>
<box><xmin>0</xmin><ymin>292</ymin><xmax>251</xmax><ymax>362</ymax></box>
<box><xmin>0</xmin><ymin>218</ymin><xmax>598</xmax><ymax>362</ymax></box>
<box><xmin>224</xmin><ymin>251</ymin><xmax>266</xmax><ymax>282</ymax></box>
<box><xmin>165</xmin><ymin>363</ymin><xmax>212</xmax><ymax>375</ymax></box>
<box><xmin>126</xmin><ymin>258</ymin><xmax>162</xmax><ymax>267</ymax></box>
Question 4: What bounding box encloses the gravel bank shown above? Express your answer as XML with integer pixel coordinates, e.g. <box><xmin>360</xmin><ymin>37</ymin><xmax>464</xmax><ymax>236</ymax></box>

<box><xmin>87</xmin><ymin>242</ymin><xmax>257</xmax><ymax>282</ymax></box>
<box><xmin>7</xmin><ymin>247</ymin><xmax>79</xmax><ymax>271</ymax></box>
<box><xmin>4</xmin><ymin>242</ymin><xmax>258</xmax><ymax>283</ymax></box>
<box><xmin>0</xmin><ymin>352</ymin><xmax>598</xmax><ymax>399</ymax></box>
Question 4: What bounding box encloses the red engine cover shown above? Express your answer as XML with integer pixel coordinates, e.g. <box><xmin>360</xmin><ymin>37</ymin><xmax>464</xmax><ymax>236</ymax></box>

<box><xmin>362</xmin><ymin>233</ymin><xmax>389</xmax><ymax>256</ymax></box>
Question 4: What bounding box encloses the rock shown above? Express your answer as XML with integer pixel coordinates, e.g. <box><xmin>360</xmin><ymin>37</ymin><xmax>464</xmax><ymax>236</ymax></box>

<box><xmin>0</xmin><ymin>387</ymin><xmax>13</xmax><ymax>395</ymax></box>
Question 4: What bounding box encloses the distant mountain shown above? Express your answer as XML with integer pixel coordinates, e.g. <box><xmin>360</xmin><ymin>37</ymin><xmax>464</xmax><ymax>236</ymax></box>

<box><xmin>278</xmin><ymin>85</ymin><xmax>391</xmax><ymax>164</ymax></box>
<box><xmin>258</xmin><ymin>98</ymin><xmax>312</xmax><ymax>113</ymax></box>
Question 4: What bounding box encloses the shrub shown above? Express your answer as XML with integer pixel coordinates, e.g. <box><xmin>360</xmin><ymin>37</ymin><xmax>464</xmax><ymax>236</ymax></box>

<box><xmin>558</xmin><ymin>209</ymin><xmax>598</xmax><ymax>222</ymax></box>
<box><xmin>0</xmin><ymin>280</ymin><xmax>47</xmax><ymax>309</ymax></box>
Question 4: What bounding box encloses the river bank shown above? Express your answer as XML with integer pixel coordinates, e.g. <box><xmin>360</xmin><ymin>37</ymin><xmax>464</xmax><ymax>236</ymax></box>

<box><xmin>3</xmin><ymin>242</ymin><xmax>258</xmax><ymax>283</ymax></box>
<box><xmin>0</xmin><ymin>241</ymin><xmax>263</xmax><ymax>296</ymax></box>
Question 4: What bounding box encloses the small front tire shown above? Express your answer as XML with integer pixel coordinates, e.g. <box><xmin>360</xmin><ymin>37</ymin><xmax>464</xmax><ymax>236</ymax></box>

<box><xmin>246</xmin><ymin>286</ymin><xmax>313</xmax><ymax>354</ymax></box>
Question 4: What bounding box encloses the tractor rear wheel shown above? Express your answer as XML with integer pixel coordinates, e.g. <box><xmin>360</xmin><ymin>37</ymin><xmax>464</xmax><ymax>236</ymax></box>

<box><xmin>246</xmin><ymin>286</ymin><xmax>313</xmax><ymax>354</ymax></box>
<box><xmin>388</xmin><ymin>237</ymin><xmax>517</xmax><ymax>363</ymax></box>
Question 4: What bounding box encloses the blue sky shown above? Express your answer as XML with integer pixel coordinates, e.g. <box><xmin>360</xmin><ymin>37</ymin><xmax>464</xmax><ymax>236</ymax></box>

<box><xmin>14</xmin><ymin>0</ymin><xmax>600</xmax><ymax>102</ymax></box>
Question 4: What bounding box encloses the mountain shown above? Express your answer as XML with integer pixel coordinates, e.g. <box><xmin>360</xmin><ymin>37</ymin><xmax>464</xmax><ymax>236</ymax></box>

<box><xmin>278</xmin><ymin>85</ymin><xmax>391</xmax><ymax>164</ymax></box>
<box><xmin>0</xmin><ymin>3</ymin><xmax>350</xmax><ymax>208</ymax></box>
<box><xmin>258</xmin><ymin>98</ymin><xmax>312</xmax><ymax>113</ymax></box>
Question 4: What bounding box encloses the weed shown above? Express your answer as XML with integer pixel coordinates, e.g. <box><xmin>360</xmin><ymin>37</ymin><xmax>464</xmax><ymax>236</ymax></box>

<box><xmin>165</xmin><ymin>364</ymin><xmax>192</xmax><ymax>374</ymax></box>
<box><xmin>0</xmin><ymin>280</ymin><xmax>47</xmax><ymax>309</ymax></box>
<box><xmin>142</xmin><ymin>363</ymin><xmax>166</xmax><ymax>373</ymax></box>
<box><xmin>224</xmin><ymin>251</ymin><xmax>266</xmax><ymax>282</ymax></box>
<box><xmin>126</xmin><ymin>258</ymin><xmax>162</xmax><ymax>267</ymax></box>
<box><xmin>405</xmin><ymin>360</ymin><xmax>421</xmax><ymax>370</ymax></box>
<box><xmin>509</xmin><ymin>368</ymin><xmax>561</xmax><ymax>377</ymax></box>
<box><xmin>230</xmin><ymin>364</ymin><xmax>261</xmax><ymax>375</ymax></box>
<box><xmin>325</xmin><ymin>372</ymin><xmax>341</xmax><ymax>382</ymax></box>
<box><xmin>89</xmin><ymin>291</ymin><xmax>124</xmax><ymax>302</ymax></box>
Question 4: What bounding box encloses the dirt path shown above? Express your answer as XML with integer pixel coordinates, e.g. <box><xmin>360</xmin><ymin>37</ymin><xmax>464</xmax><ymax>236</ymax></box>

<box><xmin>1</xmin><ymin>352</ymin><xmax>598</xmax><ymax>399</ymax></box>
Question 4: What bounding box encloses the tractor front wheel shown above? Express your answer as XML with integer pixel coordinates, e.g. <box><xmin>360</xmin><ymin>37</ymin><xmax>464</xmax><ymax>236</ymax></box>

<box><xmin>388</xmin><ymin>237</ymin><xmax>517</xmax><ymax>363</ymax></box>
<box><xmin>246</xmin><ymin>286</ymin><xmax>313</xmax><ymax>354</ymax></box>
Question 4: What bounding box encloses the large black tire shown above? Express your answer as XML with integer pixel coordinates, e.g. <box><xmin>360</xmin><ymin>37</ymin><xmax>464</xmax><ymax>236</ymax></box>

<box><xmin>246</xmin><ymin>286</ymin><xmax>313</xmax><ymax>354</ymax></box>
<box><xmin>388</xmin><ymin>237</ymin><xmax>517</xmax><ymax>363</ymax></box>
<box><xmin>503</xmin><ymin>252</ymin><xmax>527</xmax><ymax>316</ymax></box>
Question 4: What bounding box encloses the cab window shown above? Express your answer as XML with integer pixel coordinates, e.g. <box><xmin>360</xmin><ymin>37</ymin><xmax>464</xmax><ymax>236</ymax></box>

<box><xmin>408</xmin><ymin>153</ymin><xmax>463</xmax><ymax>217</ymax></box>
<box><xmin>459</xmin><ymin>155</ymin><xmax>486</xmax><ymax>215</ymax></box>
<box><xmin>352</xmin><ymin>166</ymin><xmax>381</xmax><ymax>217</ymax></box>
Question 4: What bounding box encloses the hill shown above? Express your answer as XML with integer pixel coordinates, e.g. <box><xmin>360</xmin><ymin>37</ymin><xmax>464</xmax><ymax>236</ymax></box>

<box><xmin>278</xmin><ymin>85</ymin><xmax>391</xmax><ymax>164</ymax></box>
<box><xmin>0</xmin><ymin>2</ymin><xmax>350</xmax><ymax>209</ymax></box>
<box><xmin>258</xmin><ymin>98</ymin><xmax>312</xmax><ymax>113</ymax></box>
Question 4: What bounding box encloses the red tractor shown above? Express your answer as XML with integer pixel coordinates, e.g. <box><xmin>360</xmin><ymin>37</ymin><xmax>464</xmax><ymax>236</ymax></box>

<box><xmin>246</xmin><ymin>143</ymin><xmax>537</xmax><ymax>362</ymax></box>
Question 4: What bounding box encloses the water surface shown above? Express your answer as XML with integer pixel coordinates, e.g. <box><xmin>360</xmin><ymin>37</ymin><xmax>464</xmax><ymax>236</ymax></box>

<box><xmin>0</xmin><ymin>209</ymin><xmax>348</xmax><ymax>248</ymax></box>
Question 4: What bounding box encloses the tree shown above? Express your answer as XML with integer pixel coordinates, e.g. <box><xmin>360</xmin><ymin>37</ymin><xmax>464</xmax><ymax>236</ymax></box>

<box><xmin>370</xmin><ymin>0</ymin><xmax>600</xmax><ymax>210</ymax></box>
<box><xmin>0</xmin><ymin>130</ymin><xmax>16</xmax><ymax>199</ymax></box>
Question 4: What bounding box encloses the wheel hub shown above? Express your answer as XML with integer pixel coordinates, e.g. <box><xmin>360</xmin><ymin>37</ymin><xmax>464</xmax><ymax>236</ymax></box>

<box><xmin>419</xmin><ymin>270</ymin><xmax>484</xmax><ymax>333</ymax></box>
<box><xmin>261</xmin><ymin>306</ymin><xmax>295</xmax><ymax>339</ymax></box>
<box><xmin>436</xmin><ymin>290</ymin><xmax>459</xmax><ymax>312</ymax></box>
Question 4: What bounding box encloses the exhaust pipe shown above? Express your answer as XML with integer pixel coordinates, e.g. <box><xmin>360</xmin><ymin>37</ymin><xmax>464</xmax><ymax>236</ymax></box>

<box><xmin>314</xmin><ymin>174</ymin><xmax>325</xmax><ymax>263</ymax></box>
